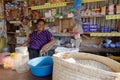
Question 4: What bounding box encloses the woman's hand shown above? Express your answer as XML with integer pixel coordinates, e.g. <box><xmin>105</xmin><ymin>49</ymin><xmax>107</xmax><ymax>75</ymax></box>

<box><xmin>41</xmin><ymin>45</ymin><xmax>48</xmax><ymax>53</ymax></box>
<box><xmin>21</xmin><ymin>38</ymin><xmax>30</xmax><ymax>46</ymax></box>
<box><xmin>40</xmin><ymin>37</ymin><xmax>55</xmax><ymax>54</ymax></box>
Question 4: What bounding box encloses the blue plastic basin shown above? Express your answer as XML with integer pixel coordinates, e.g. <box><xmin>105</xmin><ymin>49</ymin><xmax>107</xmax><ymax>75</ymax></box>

<box><xmin>28</xmin><ymin>56</ymin><xmax>53</xmax><ymax>77</ymax></box>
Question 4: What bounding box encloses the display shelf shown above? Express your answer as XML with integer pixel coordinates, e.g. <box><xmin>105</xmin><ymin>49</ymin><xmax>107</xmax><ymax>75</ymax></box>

<box><xmin>83</xmin><ymin>32</ymin><xmax>91</xmax><ymax>34</ymax></box>
<box><xmin>7</xmin><ymin>32</ymin><xmax>16</xmax><ymax>34</ymax></box>
<box><xmin>80</xmin><ymin>46</ymin><xmax>120</xmax><ymax>53</ymax></box>
<box><xmin>90</xmin><ymin>32</ymin><xmax>120</xmax><ymax>37</ymax></box>
<box><xmin>30</xmin><ymin>0</ymin><xmax>105</xmax><ymax>10</ymax></box>
<box><xmin>8</xmin><ymin>42</ymin><xmax>16</xmax><ymax>45</ymax></box>
<box><xmin>9</xmin><ymin>21</ymin><xmax>21</xmax><ymax>24</ymax></box>
<box><xmin>81</xmin><ymin>15</ymin><xmax>105</xmax><ymax>18</ymax></box>
<box><xmin>31</xmin><ymin>2</ymin><xmax>67</xmax><ymax>10</ymax></box>
<box><xmin>82</xmin><ymin>0</ymin><xmax>105</xmax><ymax>3</ymax></box>
<box><xmin>53</xmin><ymin>33</ymin><xmax>73</xmax><ymax>37</ymax></box>
<box><xmin>106</xmin><ymin>14</ymin><xmax>120</xmax><ymax>20</ymax></box>
<box><xmin>42</xmin><ymin>17</ymin><xmax>73</xmax><ymax>21</ymax></box>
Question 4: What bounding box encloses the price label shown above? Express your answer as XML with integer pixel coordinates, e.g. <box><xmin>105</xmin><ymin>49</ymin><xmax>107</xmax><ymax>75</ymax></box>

<box><xmin>90</xmin><ymin>33</ymin><xmax>94</xmax><ymax>36</ymax></box>
<box><xmin>37</xmin><ymin>6</ymin><xmax>39</xmax><ymax>9</ymax></box>
<box><xmin>106</xmin><ymin>14</ymin><xmax>120</xmax><ymax>20</ymax></box>
<box><xmin>116</xmin><ymin>33</ymin><xmax>120</xmax><ymax>36</ymax></box>
<box><xmin>31</xmin><ymin>2</ymin><xmax>67</xmax><ymax>10</ymax></box>
<box><xmin>82</xmin><ymin>0</ymin><xmax>105</xmax><ymax>3</ymax></box>
<box><xmin>111</xmin><ymin>33</ymin><xmax>114</xmax><ymax>36</ymax></box>
<box><xmin>116</xmin><ymin>14</ymin><xmax>120</xmax><ymax>19</ymax></box>
<box><xmin>90</xmin><ymin>34</ymin><xmax>93</xmax><ymax>36</ymax></box>
<box><xmin>106</xmin><ymin>15</ymin><xmax>111</xmax><ymax>20</ymax></box>
<box><xmin>35</xmin><ymin>6</ymin><xmax>37</xmax><ymax>9</ymax></box>
<box><xmin>46</xmin><ymin>5</ymin><xmax>49</xmax><ymax>8</ymax></box>
<box><xmin>102</xmin><ymin>33</ymin><xmax>106</xmax><ymax>36</ymax></box>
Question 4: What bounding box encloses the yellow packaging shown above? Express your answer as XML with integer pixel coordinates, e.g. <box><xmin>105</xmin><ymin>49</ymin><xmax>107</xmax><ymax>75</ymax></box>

<box><xmin>101</xmin><ymin>6</ymin><xmax>106</xmax><ymax>15</ymax></box>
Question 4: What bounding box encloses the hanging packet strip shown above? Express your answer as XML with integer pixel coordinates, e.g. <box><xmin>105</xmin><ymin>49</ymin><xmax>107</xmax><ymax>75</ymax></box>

<box><xmin>73</xmin><ymin>0</ymin><xmax>82</xmax><ymax>10</ymax></box>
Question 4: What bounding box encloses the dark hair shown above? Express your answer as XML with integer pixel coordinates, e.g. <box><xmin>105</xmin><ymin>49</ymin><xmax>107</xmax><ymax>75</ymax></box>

<box><xmin>36</xmin><ymin>19</ymin><xmax>46</xmax><ymax>24</ymax></box>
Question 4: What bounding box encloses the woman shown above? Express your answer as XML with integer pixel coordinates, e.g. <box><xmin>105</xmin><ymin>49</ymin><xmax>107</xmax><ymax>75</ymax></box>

<box><xmin>22</xmin><ymin>19</ymin><xmax>55</xmax><ymax>59</ymax></box>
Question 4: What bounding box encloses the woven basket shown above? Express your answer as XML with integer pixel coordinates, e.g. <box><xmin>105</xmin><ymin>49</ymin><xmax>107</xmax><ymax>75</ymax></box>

<box><xmin>53</xmin><ymin>52</ymin><xmax>120</xmax><ymax>80</ymax></box>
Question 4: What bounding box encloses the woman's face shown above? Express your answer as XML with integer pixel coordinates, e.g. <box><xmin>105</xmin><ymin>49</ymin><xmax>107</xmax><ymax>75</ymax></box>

<box><xmin>37</xmin><ymin>21</ymin><xmax>45</xmax><ymax>31</ymax></box>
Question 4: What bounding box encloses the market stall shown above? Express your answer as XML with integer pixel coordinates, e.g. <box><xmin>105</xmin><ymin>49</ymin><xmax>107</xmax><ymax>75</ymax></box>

<box><xmin>0</xmin><ymin>0</ymin><xmax>120</xmax><ymax>80</ymax></box>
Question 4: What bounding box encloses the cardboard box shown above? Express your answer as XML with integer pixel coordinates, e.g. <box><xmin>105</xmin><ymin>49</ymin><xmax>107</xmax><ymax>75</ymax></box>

<box><xmin>62</xmin><ymin>19</ymin><xmax>73</xmax><ymax>29</ymax></box>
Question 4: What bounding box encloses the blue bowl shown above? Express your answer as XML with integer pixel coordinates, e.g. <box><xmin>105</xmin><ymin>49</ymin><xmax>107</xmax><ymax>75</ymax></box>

<box><xmin>28</xmin><ymin>56</ymin><xmax>53</xmax><ymax>77</ymax></box>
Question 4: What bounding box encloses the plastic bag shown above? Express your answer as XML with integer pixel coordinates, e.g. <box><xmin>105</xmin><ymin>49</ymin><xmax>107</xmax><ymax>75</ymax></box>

<box><xmin>73</xmin><ymin>0</ymin><xmax>82</xmax><ymax>10</ymax></box>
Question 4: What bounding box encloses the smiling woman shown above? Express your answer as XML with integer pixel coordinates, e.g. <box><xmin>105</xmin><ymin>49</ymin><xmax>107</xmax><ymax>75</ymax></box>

<box><xmin>22</xmin><ymin>19</ymin><xmax>55</xmax><ymax>59</ymax></box>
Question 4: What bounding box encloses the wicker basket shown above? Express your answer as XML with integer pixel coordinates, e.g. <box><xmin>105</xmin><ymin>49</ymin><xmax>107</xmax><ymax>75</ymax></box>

<box><xmin>53</xmin><ymin>52</ymin><xmax>120</xmax><ymax>80</ymax></box>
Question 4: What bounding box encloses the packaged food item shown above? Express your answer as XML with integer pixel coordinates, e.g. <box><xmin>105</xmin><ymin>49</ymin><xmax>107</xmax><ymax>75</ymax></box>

<box><xmin>116</xmin><ymin>5</ymin><xmax>120</xmax><ymax>14</ymax></box>
<box><xmin>35</xmin><ymin>0</ymin><xmax>47</xmax><ymax>5</ymax></box>
<box><xmin>32</xmin><ymin>10</ymin><xmax>40</xmax><ymax>20</ymax></box>
<box><xmin>108</xmin><ymin>4</ymin><xmax>115</xmax><ymax>15</ymax></box>
<box><xmin>101</xmin><ymin>6</ymin><xmax>106</xmax><ymax>15</ymax></box>
<box><xmin>50</xmin><ymin>0</ymin><xmax>65</xmax><ymax>3</ymax></box>
<box><xmin>0</xmin><ymin>3</ymin><xmax>4</xmax><ymax>17</ymax></box>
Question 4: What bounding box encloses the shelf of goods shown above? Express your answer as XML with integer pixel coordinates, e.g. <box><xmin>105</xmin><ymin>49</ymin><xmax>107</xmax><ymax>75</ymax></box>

<box><xmin>82</xmin><ymin>0</ymin><xmax>105</xmax><ymax>3</ymax></box>
<box><xmin>53</xmin><ymin>33</ymin><xmax>73</xmax><ymax>37</ymax></box>
<box><xmin>82</xmin><ymin>14</ymin><xmax>120</xmax><ymax>20</ymax></box>
<box><xmin>30</xmin><ymin>0</ymin><xmax>105</xmax><ymax>10</ymax></box>
<box><xmin>7</xmin><ymin>32</ymin><xmax>16</xmax><ymax>34</ymax></box>
<box><xmin>81</xmin><ymin>15</ymin><xmax>105</xmax><ymax>18</ymax></box>
<box><xmin>90</xmin><ymin>32</ymin><xmax>120</xmax><ymax>37</ymax></box>
<box><xmin>31</xmin><ymin>0</ymin><xmax>105</xmax><ymax>10</ymax></box>
<box><xmin>9</xmin><ymin>21</ymin><xmax>21</xmax><ymax>24</ymax></box>
<box><xmin>80</xmin><ymin>46</ymin><xmax>120</xmax><ymax>53</ymax></box>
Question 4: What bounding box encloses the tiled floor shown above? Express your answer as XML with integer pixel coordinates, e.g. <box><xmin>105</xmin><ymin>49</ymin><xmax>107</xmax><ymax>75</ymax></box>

<box><xmin>0</xmin><ymin>66</ymin><xmax>52</xmax><ymax>80</ymax></box>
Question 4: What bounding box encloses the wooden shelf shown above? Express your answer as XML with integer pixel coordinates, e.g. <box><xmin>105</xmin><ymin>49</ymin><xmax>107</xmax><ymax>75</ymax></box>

<box><xmin>80</xmin><ymin>46</ymin><xmax>120</xmax><ymax>53</ymax></box>
<box><xmin>42</xmin><ymin>17</ymin><xmax>73</xmax><ymax>21</ymax></box>
<box><xmin>53</xmin><ymin>33</ymin><xmax>73</xmax><ymax>37</ymax></box>
<box><xmin>81</xmin><ymin>15</ymin><xmax>105</xmax><ymax>18</ymax></box>
<box><xmin>7</xmin><ymin>32</ymin><xmax>16</xmax><ymax>34</ymax></box>
<box><xmin>9</xmin><ymin>21</ymin><xmax>21</xmax><ymax>24</ymax></box>
<box><xmin>83</xmin><ymin>32</ymin><xmax>91</xmax><ymax>34</ymax></box>
<box><xmin>66</xmin><ymin>1</ymin><xmax>74</xmax><ymax>4</ymax></box>
<box><xmin>8</xmin><ymin>42</ymin><xmax>16</xmax><ymax>45</ymax></box>
<box><xmin>57</xmin><ymin>17</ymin><xmax>73</xmax><ymax>20</ymax></box>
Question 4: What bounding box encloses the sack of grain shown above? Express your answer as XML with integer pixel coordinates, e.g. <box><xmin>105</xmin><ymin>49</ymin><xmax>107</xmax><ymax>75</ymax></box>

<box><xmin>53</xmin><ymin>52</ymin><xmax>120</xmax><ymax>80</ymax></box>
